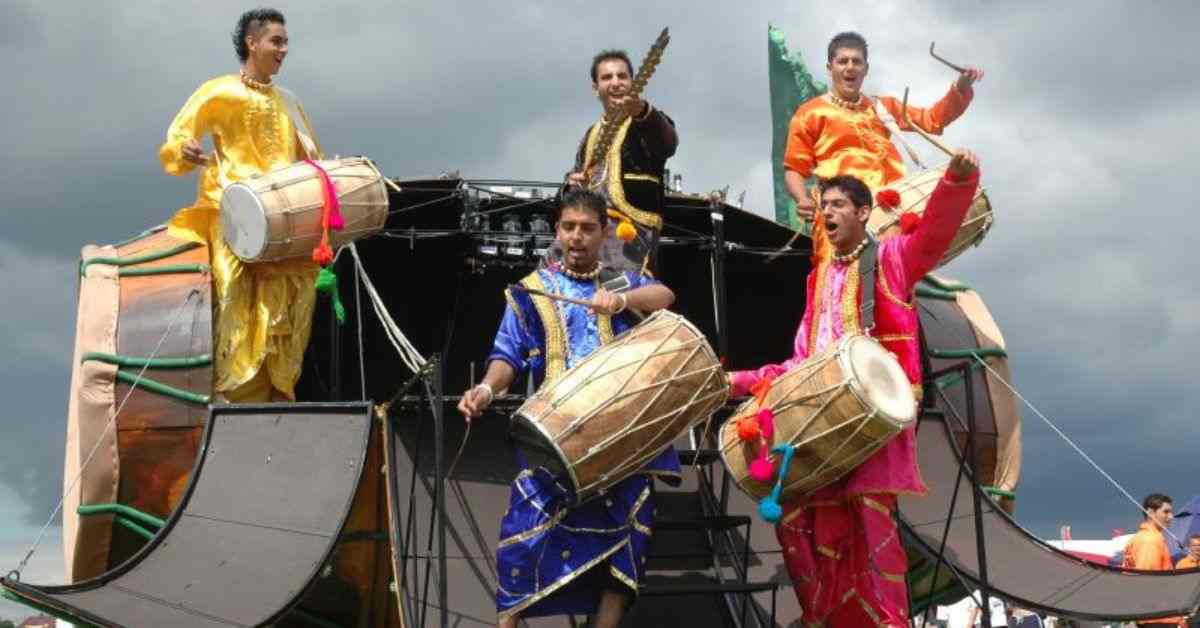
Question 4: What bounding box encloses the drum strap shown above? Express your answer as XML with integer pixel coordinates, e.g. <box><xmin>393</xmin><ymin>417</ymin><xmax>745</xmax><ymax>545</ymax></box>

<box><xmin>276</xmin><ymin>86</ymin><xmax>323</xmax><ymax>160</ymax></box>
<box><xmin>858</xmin><ymin>237</ymin><xmax>879</xmax><ymax>333</ymax></box>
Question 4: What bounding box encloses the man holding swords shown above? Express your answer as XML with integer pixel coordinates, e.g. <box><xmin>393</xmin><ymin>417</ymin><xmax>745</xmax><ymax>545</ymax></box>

<box><xmin>785</xmin><ymin>31</ymin><xmax>984</xmax><ymax>225</ymax></box>
<box><xmin>566</xmin><ymin>44</ymin><xmax>678</xmax><ymax>274</ymax></box>
<box><xmin>459</xmin><ymin>189</ymin><xmax>676</xmax><ymax>628</ymax></box>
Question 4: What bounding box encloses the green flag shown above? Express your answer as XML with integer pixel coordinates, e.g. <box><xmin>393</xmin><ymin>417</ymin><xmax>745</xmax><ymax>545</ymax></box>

<box><xmin>768</xmin><ymin>24</ymin><xmax>826</xmax><ymax>228</ymax></box>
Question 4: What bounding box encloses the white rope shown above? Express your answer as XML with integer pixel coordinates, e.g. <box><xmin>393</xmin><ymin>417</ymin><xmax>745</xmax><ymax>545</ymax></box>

<box><xmin>972</xmin><ymin>354</ymin><xmax>1183</xmax><ymax>545</ymax></box>
<box><xmin>11</xmin><ymin>289</ymin><xmax>201</xmax><ymax>578</ymax></box>
<box><xmin>345</xmin><ymin>242</ymin><xmax>426</xmax><ymax>374</ymax></box>
<box><xmin>354</xmin><ymin>255</ymin><xmax>367</xmax><ymax>400</ymax></box>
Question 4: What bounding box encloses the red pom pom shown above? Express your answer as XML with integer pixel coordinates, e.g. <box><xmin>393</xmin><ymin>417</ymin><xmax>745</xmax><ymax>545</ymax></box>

<box><xmin>750</xmin><ymin>378</ymin><xmax>773</xmax><ymax>406</ymax></box>
<box><xmin>876</xmin><ymin>189</ymin><xmax>901</xmax><ymax>209</ymax></box>
<box><xmin>736</xmin><ymin>417</ymin><xmax>760</xmax><ymax>442</ymax></box>
<box><xmin>748</xmin><ymin>456</ymin><xmax>774</xmax><ymax>483</ymax></box>
<box><xmin>312</xmin><ymin>243</ymin><xmax>335</xmax><ymax>266</ymax></box>
<box><xmin>899</xmin><ymin>212</ymin><xmax>922</xmax><ymax>234</ymax></box>
<box><xmin>757</xmin><ymin>408</ymin><xmax>776</xmax><ymax>441</ymax></box>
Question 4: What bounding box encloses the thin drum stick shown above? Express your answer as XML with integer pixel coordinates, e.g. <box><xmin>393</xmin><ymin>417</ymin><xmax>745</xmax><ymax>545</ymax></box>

<box><xmin>508</xmin><ymin>284</ymin><xmax>594</xmax><ymax>308</ymax></box>
<box><xmin>929</xmin><ymin>42</ymin><xmax>967</xmax><ymax>74</ymax></box>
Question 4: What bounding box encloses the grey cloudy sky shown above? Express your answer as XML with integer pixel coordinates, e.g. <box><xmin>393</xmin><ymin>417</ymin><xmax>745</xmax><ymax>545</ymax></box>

<box><xmin>2</xmin><ymin>0</ymin><xmax>1199</xmax><ymax>617</ymax></box>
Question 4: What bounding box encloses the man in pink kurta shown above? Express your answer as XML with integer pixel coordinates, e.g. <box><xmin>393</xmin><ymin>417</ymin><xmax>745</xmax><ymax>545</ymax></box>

<box><xmin>731</xmin><ymin>151</ymin><xmax>981</xmax><ymax>626</ymax></box>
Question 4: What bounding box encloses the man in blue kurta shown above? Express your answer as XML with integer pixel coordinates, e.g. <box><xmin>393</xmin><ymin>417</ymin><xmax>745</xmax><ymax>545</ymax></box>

<box><xmin>458</xmin><ymin>189</ymin><xmax>679</xmax><ymax>628</ymax></box>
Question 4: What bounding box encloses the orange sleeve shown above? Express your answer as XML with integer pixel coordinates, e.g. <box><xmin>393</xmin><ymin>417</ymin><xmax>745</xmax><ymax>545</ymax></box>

<box><xmin>782</xmin><ymin>106</ymin><xmax>816</xmax><ymax>176</ymax></box>
<box><xmin>880</xmin><ymin>83</ymin><xmax>973</xmax><ymax>136</ymax></box>
<box><xmin>1126</xmin><ymin>535</ymin><xmax>1167</xmax><ymax>570</ymax></box>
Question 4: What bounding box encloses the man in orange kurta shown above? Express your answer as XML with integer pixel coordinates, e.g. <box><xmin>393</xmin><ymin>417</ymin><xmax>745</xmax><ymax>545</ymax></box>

<box><xmin>783</xmin><ymin>32</ymin><xmax>983</xmax><ymax>231</ymax></box>
<box><xmin>1175</xmin><ymin>535</ymin><xmax>1200</xmax><ymax>569</ymax></box>
<box><xmin>1123</xmin><ymin>493</ymin><xmax>1184</xmax><ymax>627</ymax></box>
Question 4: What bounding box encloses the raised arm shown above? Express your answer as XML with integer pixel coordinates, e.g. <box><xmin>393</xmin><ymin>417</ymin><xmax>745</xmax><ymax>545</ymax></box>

<box><xmin>633</xmin><ymin>104</ymin><xmax>678</xmax><ymax>162</ymax></box>
<box><xmin>880</xmin><ymin>81</ymin><xmax>974</xmax><ymax>136</ymax></box>
<box><xmin>895</xmin><ymin>149</ymin><xmax>980</xmax><ymax>285</ymax></box>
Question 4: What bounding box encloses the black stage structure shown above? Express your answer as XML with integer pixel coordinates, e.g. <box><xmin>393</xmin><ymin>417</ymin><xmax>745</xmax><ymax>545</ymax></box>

<box><xmin>6</xmin><ymin>176</ymin><xmax>1200</xmax><ymax>627</ymax></box>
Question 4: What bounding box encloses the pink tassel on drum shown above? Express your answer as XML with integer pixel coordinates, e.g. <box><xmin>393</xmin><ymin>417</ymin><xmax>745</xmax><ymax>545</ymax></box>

<box><xmin>305</xmin><ymin>159</ymin><xmax>345</xmax><ymax>231</ymax></box>
<box><xmin>757</xmin><ymin>408</ymin><xmax>775</xmax><ymax>441</ymax></box>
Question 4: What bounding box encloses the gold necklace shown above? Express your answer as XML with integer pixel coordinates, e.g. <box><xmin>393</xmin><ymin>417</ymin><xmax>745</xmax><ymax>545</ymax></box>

<box><xmin>827</xmin><ymin>91</ymin><xmax>865</xmax><ymax>111</ymax></box>
<box><xmin>562</xmin><ymin>262</ymin><xmax>601</xmax><ymax>280</ymax></box>
<box><xmin>240</xmin><ymin>70</ymin><xmax>273</xmax><ymax>92</ymax></box>
<box><xmin>831</xmin><ymin>237</ymin><xmax>869</xmax><ymax>264</ymax></box>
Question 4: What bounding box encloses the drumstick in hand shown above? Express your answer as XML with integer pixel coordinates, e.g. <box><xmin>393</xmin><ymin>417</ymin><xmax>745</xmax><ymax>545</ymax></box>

<box><xmin>507</xmin><ymin>284</ymin><xmax>594</xmax><ymax>308</ymax></box>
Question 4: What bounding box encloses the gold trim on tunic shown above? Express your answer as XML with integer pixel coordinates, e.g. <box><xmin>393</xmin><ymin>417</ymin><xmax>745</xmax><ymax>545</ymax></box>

<box><xmin>610</xmin><ymin>564</ymin><xmax>638</xmax><ymax>592</ymax></box>
<box><xmin>841</xmin><ymin>259</ymin><xmax>863</xmax><ymax>335</ymax></box>
<box><xmin>860</xmin><ymin>495</ymin><xmax>893</xmax><ymax>517</ymax></box>
<box><xmin>581</xmin><ymin>117</ymin><xmax>664</xmax><ymax>230</ymax></box>
<box><xmin>877</xmin><ymin>263</ymin><xmax>915</xmax><ymax>310</ymax></box>
<box><xmin>498</xmin><ymin>510</ymin><xmax>569</xmax><ymax>548</ymax></box>
<box><xmin>816</xmin><ymin>545</ymin><xmax>842</xmax><ymax>560</ymax></box>
<box><xmin>497</xmin><ymin>538</ymin><xmax>632</xmax><ymax>620</ymax></box>
<box><xmin>520</xmin><ymin>273</ymin><xmax>567</xmax><ymax>383</ymax></box>
<box><xmin>622</xmin><ymin>173</ymin><xmax>662</xmax><ymax>184</ymax></box>
<box><xmin>605</xmin><ymin>119</ymin><xmax>664</xmax><ymax>229</ymax></box>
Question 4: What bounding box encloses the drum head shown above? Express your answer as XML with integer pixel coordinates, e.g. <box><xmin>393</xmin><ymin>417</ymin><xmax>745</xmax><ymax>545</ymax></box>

<box><xmin>219</xmin><ymin>183</ymin><xmax>268</xmax><ymax>261</ymax></box>
<box><xmin>841</xmin><ymin>335</ymin><xmax>916</xmax><ymax>426</ymax></box>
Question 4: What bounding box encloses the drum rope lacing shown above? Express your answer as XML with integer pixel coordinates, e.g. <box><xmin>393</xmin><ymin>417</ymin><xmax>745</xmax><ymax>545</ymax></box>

<box><xmin>9</xmin><ymin>288</ymin><xmax>202</xmax><ymax>580</ymax></box>
<box><xmin>970</xmin><ymin>354</ymin><xmax>1184</xmax><ymax>545</ymax></box>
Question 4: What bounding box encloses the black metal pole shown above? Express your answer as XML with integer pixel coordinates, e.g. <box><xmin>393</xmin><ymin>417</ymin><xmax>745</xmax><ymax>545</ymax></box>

<box><xmin>329</xmin><ymin>258</ymin><xmax>343</xmax><ymax>401</ymax></box>
<box><xmin>709</xmin><ymin>199</ymin><xmax>733</xmax><ymax>518</ymax></box>
<box><xmin>709</xmin><ymin>198</ymin><xmax>729</xmax><ymax>360</ymax></box>
<box><xmin>963</xmin><ymin>363</ymin><xmax>992</xmax><ymax>617</ymax></box>
<box><xmin>431</xmin><ymin>355</ymin><xmax>448</xmax><ymax>628</ymax></box>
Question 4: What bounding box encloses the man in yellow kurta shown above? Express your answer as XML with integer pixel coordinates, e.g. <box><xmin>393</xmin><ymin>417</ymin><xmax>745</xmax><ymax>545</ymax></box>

<box><xmin>159</xmin><ymin>8</ymin><xmax>322</xmax><ymax>402</ymax></box>
<box><xmin>784</xmin><ymin>31</ymin><xmax>983</xmax><ymax>227</ymax></box>
<box><xmin>1122</xmin><ymin>493</ymin><xmax>1185</xmax><ymax>627</ymax></box>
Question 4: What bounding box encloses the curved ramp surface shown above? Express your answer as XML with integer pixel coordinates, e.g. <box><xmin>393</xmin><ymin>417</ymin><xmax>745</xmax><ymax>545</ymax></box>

<box><xmin>3</xmin><ymin>403</ymin><xmax>372</xmax><ymax>627</ymax></box>
<box><xmin>899</xmin><ymin>410</ymin><xmax>1200</xmax><ymax>622</ymax></box>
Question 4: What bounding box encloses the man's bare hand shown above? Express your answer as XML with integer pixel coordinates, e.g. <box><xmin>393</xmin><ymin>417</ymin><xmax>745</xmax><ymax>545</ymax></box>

<box><xmin>181</xmin><ymin>139</ymin><xmax>210</xmax><ymax>166</ymax></box>
<box><xmin>566</xmin><ymin>171</ymin><xmax>586</xmax><ymax>187</ymax></box>
<box><xmin>590</xmin><ymin>289</ymin><xmax>624</xmax><ymax>315</ymax></box>
<box><xmin>955</xmin><ymin>66</ymin><xmax>985</xmax><ymax>93</ymax></box>
<box><xmin>947</xmin><ymin>149</ymin><xmax>980</xmax><ymax>180</ymax></box>
<box><xmin>793</xmin><ymin>195</ymin><xmax>817</xmax><ymax>223</ymax></box>
<box><xmin>611</xmin><ymin>94</ymin><xmax>646</xmax><ymax>119</ymax></box>
<box><xmin>457</xmin><ymin>385</ymin><xmax>492</xmax><ymax>424</ymax></box>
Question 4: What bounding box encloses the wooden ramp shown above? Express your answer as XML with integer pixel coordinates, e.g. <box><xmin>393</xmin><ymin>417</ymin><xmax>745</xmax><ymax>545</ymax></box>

<box><xmin>2</xmin><ymin>403</ymin><xmax>373</xmax><ymax>627</ymax></box>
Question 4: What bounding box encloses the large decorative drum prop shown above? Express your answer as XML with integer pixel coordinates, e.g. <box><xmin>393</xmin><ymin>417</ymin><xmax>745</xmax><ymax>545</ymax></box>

<box><xmin>867</xmin><ymin>164</ymin><xmax>993</xmax><ymax>269</ymax></box>
<box><xmin>511</xmin><ymin>310</ymin><xmax>728</xmax><ymax>504</ymax></box>
<box><xmin>220</xmin><ymin>157</ymin><xmax>389</xmax><ymax>262</ymax></box>
<box><xmin>720</xmin><ymin>334</ymin><xmax>917</xmax><ymax>501</ymax></box>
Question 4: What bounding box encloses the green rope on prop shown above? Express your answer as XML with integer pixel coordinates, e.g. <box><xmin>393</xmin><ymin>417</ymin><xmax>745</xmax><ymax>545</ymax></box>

<box><xmin>316</xmin><ymin>267</ymin><xmax>346</xmax><ymax>325</ymax></box>
<box><xmin>983</xmin><ymin>485</ymin><xmax>1017</xmax><ymax>500</ymax></box>
<box><xmin>77</xmin><ymin>503</ymin><xmax>166</xmax><ymax>529</ymax></box>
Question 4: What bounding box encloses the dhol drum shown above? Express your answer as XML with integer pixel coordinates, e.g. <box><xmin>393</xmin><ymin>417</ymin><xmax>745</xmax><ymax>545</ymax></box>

<box><xmin>720</xmin><ymin>334</ymin><xmax>917</xmax><ymax>501</ymax></box>
<box><xmin>511</xmin><ymin>310</ymin><xmax>728</xmax><ymax>504</ymax></box>
<box><xmin>220</xmin><ymin>157</ymin><xmax>389</xmax><ymax>262</ymax></box>
<box><xmin>64</xmin><ymin>227</ymin><xmax>213</xmax><ymax>582</ymax></box>
<box><xmin>867</xmin><ymin>164</ymin><xmax>993</xmax><ymax>269</ymax></box>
